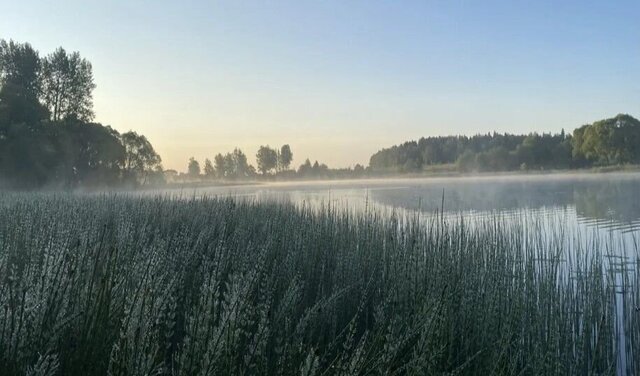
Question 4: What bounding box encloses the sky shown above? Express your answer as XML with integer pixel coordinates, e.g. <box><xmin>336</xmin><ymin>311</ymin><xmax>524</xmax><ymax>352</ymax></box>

<box><xmin>1</xmin><ymin>1</ymin><xmax>639</xmax><ymax>171</ymax></box>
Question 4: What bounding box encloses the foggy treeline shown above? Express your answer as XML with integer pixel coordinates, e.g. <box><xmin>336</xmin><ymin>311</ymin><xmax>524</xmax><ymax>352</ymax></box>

<box><xmin>175</xmin><ymin>145</ymin><xmax>367</xmax><ymax>184</ymax></box>
<box><xmin>2</xmin><ymin>39</ymin><xmax>639</xmax><ymax>190</ymax></box>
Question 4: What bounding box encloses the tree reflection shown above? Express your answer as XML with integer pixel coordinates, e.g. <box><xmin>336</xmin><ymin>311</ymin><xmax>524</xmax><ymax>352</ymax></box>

<box><xmin>369</xmin><ymin>175</ymin><xmax>640</xmax><ymax>227</ymax></box>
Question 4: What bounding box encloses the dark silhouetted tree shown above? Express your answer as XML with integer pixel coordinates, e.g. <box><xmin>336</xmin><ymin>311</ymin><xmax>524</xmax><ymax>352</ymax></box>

<box><xmin>213</xmin><ymin>148</ymin><xmax>254</xmax><ymax>179</ymax></box>
<box><xmin>188</xmin><ymin>157</ymin><xmax>200</xmax><ymax>177</ymax></box>
<box><xmin>0</xmin><ymin>40</ymin><xmax>163</xmax><ymax>189</ymax></box>
<box><xmin>0</xmin><ymin>40</ymin><xmax>48</xmax><ymax>125</ymax></box>
<box><xmin>121</xmin><ymin>131</ymin><xmax>162</xmax><ymax>185</ymax></box>
<box><xmin>69</xmin><ymin>122</ymin><xmax>126</xmax><ymax>186</ymax></box>
<box><xmin>41</xmin><ymin>47</ymin><xmax>95</xmax><ymax>121</ymax></box>
<box><xmin>256</xmin><ymin>145</ymin><xmax>278</xmax><ymax>175</ymax></box>
<box><xmin>298</xmin><ymin>159</ymin><xmax>312</xmax><ymax>176</ymax></box>
<box><xmin>230</xmin><ymin>148</ymin><xmax>253</xmax><ymax>178</ymax></box>
<box><xmin>278</xmin><ymin>144</ymin><xmax>293</xmax><ymax>171</ymax></box>
<box><xmin>203</xmin><ymin>158</ymin><xmax>215</xmax><ymax>178</ymax></box>
<box><xmin>214</xmin><ymin>153</ymin><xmax>226</xmax><ymax>178</ymax></box>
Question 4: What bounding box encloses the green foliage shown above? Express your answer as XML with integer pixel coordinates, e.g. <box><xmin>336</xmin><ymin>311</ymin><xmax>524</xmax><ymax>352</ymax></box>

<box><xmin>0</xmin><ymin>40</ymin><xmax>41</xmax><ymax>96</ymax></box>
<box><xmin>298</xmin><ymin>158</ymin><xmax>313</xmax><ymax>176</ymax></box>
<box><xmin>256</xmin><ymin>145</ymin><xmax>278</xmax><ymax>175</ymax></box>
<box><xmin>278</xmin><ymin>144</ymin><xmax>293</xmax><ymax>171</ymax></box>
<box><xmin>297</xmin><ymin>159</ymin><xmax>329</xmax><ymax>178</ymax></box>
<box><xmin>187</xmin><ymin>157</ymin><xmax>200</xmax><ymax>177</ymax></box>
<box><xmin>572</xmin><ymin>114</ymin><xmax>640</xmax><ymax>165</ymax></box>
<box><xmin>0</xmin><ymin>120</ymin><xmax>128</xmax><ymax>188</ymax></box>
<box><xmin>0</xmin><ymin>39</ymin><xmax>161</xmax><ymax>189</ymax></box>
<box><xmin>41</xmin><ymin>47</ymin><xmax>95</xmax><ymax>122</ymax></box>
<box><xmin>0</xmin><ymin>40</ymin><xmax>48</xmax><ymax>125</ymax></box>
<box><xmin>0</xmin><ymin>194</ymin><xmax>636</xmax><ymax>375</ymax></box>
<box><xmin>121</xmin><ymin>131</ymin><xmax>162</xmax><ymax>185</ymax></box>
<box><xmin>368</xmin><ymin>123</ymin><xmax>618</xmax><ymax>173</ymax></box>
<box><xmin>0</xmin><ymin>119</ymin><xmax>162</xmax><ymax>189</ymax></box>
<box><xmin>213</xmin><ymin>153</ymin><xmax>226</xmax><ymax>178</ymax></box>
<box><xmin>203</xmin><ymin>158</ymin><xmax>215</xmax><ymax>178</ymax></box>
<box><xmin>212</xmin><ymin>149</ymin><xmax>254</xmax><ymax>179</ymax></box>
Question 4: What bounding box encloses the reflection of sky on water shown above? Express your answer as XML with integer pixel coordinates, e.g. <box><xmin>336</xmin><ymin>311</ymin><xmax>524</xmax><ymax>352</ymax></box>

<box><xmin>177</xmin><ymin>172</ymin><xmax>640</xmax><ymax>235</ymax></box>
<box><xmin>367</xmin><ymin>174</ymin><xmax>640</xmax><ymax>232</ymax></box>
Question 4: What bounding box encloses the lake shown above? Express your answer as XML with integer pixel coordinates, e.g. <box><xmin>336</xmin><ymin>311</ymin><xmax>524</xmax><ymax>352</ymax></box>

<box><xmin>166</xmin><ymin>172</ymin><xmax>640</xmax><ymax>234</ymax></box>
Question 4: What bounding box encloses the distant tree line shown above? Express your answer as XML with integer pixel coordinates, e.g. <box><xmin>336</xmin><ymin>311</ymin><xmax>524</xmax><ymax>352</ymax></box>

<box><xmin>169</xmin><ymin>113</ymin><xmax>640</xmax><ymax>184</ymax></box>
<box><xmin>3</xmin><ymin>40</ymin><xmax>638</xmax><ymax>188</ymax></box>
<box><xmin>171</xmin><ymin>144</ymin><xmax>367</xmax><ymax>183</ymax></box>
<box><xmin>0</xmin><ymin>39</ymin><xmax>162</xmax><ymax>189</ymax></box>
<box><xmin>369</xmin><ymin>114</ymin><xmax>640</xmax><ymax>173</ymax></box>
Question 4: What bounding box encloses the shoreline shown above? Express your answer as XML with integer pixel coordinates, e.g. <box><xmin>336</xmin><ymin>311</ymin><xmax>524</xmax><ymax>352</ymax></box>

<box><xmin>4</xmin><ymin>166</ymin><xmax>639</xmax><ymax>193</ymax></box>
<box><xmin>160</xmin><ymin>165</ymin><xmax>640</xmax><ymax>190</ymax></box>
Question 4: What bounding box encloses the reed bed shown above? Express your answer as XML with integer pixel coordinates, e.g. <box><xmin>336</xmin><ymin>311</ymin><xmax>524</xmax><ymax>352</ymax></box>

<box><xmin>0</xmin><ymin>194</ymin><xmax>637</xmax><ymax>375</ymax></box>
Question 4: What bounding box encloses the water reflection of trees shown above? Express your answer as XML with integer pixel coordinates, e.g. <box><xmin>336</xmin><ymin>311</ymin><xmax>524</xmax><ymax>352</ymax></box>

<box><xmin>572</xmin><ymin>179</ymin><xmax>640</xmax><ymax>224</ymax></box>
<box><xmin>369</xmin><ymin>176</ymin><xmax>640</xmax><ymax>224</ymax></box>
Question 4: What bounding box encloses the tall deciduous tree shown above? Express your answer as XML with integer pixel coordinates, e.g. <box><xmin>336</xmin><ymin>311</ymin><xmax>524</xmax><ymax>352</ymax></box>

<box><xmin>298</xmin><ymin>158</ymin><xmax>312</xmax><ymax>176</ymax></box>
<box><xmin>256</xmin><ymin>145</ymin><xmax>278</xmax><ymax>175</ymax></box>
<box><xmin>212</xmin><ymin>149</ymin><xmax>254</xmax><ymax>179</ymax></box>
<box><xmin>214</xmin><ymin>153</ymin><xmax>226</xmax><ymax>178</ymax></box>
<box><xmin>70</xmin><ymin>122</ymin><xmax>126</xmax><ymax>186</ymax></box>
<box><xmin>278</xmin><ymin>144</ymin><xmax>293</xmax><ymax>171</ymax></box>
<box><xmin>0</xmin><ymin>40</ymin><xmax>165</xmax><ymax>189</ymax></box>
<box><xmin>121</xmin><ymin>131</ymin><xmax>162</xmax><ymax>184</ymax></box>
<box><xmin>0</xmin><ymin>40</ymin><xmax>41</xmax><ymax>97</ymax></box>
<box><xmin>203</xmin><ymin>158</ymin><xmax>215</xmax><ymax>178</ymax></box>
<box><xmin>573</xmin><ymin>114</ymin><xmax>640</xmax><ymax>165</ymax></box>
<box><xmin>233</xmin><ymin>148</ymin><xmax>253</xmax><ymax>178</ymax></box>
<box><xmin>0</xmin><ymin>40</ymin><xmax>48</xmax><ymax>125</ymax></box>
<box><xmin>188</xmin><ymin>157</ymin><xmax>200</xmax><ymax>177</ymax></box>
<box><xmin>41</xmin><ymin>47</ymin><xmax>95</xmax><ymax>122</ymax></box>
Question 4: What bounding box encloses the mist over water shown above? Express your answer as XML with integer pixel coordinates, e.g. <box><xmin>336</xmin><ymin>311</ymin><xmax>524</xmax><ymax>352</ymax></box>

<box><xmin>167</xmin><ymin>172</ymin><xmax>640</xmax><ymax>234</ymax></box>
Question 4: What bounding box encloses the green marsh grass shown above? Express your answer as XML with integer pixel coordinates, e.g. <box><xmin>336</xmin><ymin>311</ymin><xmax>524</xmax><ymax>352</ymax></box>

<box><xmin>0</xmin><ymin>194</ymin><xmax>638</xmax><ymax>375</ymax></box>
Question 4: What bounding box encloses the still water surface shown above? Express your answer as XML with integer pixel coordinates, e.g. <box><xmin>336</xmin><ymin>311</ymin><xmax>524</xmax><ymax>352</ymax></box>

<box><xmin>172</xmin><ymin>172</ymin><xmax>640</xmax><ymax>236</ymax></box>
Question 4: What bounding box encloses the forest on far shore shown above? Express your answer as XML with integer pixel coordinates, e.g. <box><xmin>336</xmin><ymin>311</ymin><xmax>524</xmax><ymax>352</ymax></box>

<box><xmin>368</xmin><ymin>114</ymin><xmax>640</xmax><ymax>173</ymax></box>
<box><xmin>2</xmin><ymin>39</ymin><xmax>640</xmax><ymax>190</ymax></box>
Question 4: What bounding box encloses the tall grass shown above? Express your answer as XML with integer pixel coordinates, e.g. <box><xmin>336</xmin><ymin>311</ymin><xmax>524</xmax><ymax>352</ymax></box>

<box><xmin>0</xmin><ymin>194</ymin><xmax>637</xmax><ymax>375</ymax></box>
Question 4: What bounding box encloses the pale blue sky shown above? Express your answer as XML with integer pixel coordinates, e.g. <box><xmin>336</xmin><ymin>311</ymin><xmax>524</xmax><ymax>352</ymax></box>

<box><xmin>1</xmin><ymin>1</ymin><xmax>638</xmax><ymax>170</ymax></box>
